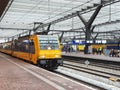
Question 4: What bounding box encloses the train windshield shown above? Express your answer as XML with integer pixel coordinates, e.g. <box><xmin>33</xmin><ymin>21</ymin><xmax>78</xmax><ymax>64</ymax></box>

<box><xmin>38</xmin><ymin>35</ymin><xmax>59</xmax><ymax>50</ymax></box>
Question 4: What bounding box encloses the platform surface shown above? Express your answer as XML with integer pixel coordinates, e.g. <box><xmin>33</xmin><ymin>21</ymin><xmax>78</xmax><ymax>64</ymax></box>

<box><xmin>62</xmin><ymin>52</ymin><xmax>120</xmax><ymax>62</ymax></box>
<box><xmin>0</xmin><ymin>52</ymin><xmax>96</xmax><ymax>90</ymax></box>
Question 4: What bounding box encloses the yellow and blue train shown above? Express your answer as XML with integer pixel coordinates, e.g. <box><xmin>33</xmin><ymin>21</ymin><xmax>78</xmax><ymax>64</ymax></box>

<box><xmin>0</xmin><ymin>34</ymin><xmax>63</xmax><ymax>70</ymax></box>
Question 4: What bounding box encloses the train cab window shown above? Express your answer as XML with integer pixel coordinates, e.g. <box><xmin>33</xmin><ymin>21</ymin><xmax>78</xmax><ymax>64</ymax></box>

<box><xmin>38</xmin><ymin>35</ymin><xmax>59</xmax><ymax>50</ymax></box>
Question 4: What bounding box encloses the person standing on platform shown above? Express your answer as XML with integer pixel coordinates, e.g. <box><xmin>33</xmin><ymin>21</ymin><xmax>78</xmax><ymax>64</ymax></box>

<box><xmin>70</xmin><ymin>46</ymin><xmax>73</xmax><ymax>53</ymax></box>
<box><xmin>118</xmin><ymin>50</ymin><xmax>120</xmax><ymax>57</ymax></box>
<box><xmin>65</xmin><ymin>45</ymin><xmax>68</xmax><ymax>53</ymax></box>
<box><xmin>76</xmin><ymin>46</ymin><xmax>79</xmax><ymax>53</ymax></box>
<box><xmin>99</xmin><ymin>47</ymin><xmax>102</xmax><ymax>55</ymax></box>
<box><xmin>96</xmin><ymin>48</ymin><xmax>99</xmax><ymax>54</ymax></box>
<box><xmin>68</xmin><ymin>45</ymin><xmax>71</xmax><ymax>53</ymax></box>
<box><xmin>92</xmin><ymin>48</ymin><xmax>96</xmax><ymax>55</ymax></box>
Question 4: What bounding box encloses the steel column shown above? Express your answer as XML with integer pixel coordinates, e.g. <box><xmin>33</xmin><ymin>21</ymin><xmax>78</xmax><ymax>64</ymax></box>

<box><xmin>59</xmin><ymin>32</ymin><xmax>64</xmax><ymax>43</ymax></box>
<box><xmin>77</xmin><ymin>5</ymin><xmax>102</xmax><ymax>54</ymax></box>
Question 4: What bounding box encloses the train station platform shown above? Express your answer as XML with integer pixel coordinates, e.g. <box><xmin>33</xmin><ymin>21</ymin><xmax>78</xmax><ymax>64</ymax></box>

<box><xmin>0</xmin><ymin>52</ymin><xmax>96</xmax><ymax>90</ymax></box>
<box><xmin>62</xmin><ymin>52</ymin><xmax>120</xmax><ymax>62</ymax></box>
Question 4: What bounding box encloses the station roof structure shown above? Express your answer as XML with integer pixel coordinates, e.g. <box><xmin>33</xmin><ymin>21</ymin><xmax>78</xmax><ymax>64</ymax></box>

<box><xmin>0</xmin><ymin>0</ymin><xmax>120</xmax><ymax>42</ymax></box>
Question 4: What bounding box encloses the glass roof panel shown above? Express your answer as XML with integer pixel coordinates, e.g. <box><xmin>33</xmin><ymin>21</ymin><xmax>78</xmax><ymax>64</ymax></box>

<box><xmin>0</xmin><ymin>0</ymin><xmax>120</xmax><ymax>41</ymax></box>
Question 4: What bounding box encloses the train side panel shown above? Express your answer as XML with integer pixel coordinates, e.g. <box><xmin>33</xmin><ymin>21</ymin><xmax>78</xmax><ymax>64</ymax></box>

<box><xmin>0</xmin><ymin>49</ymin><xmax>12</xmax><ymax>55</ymax></box>
<box><xmin>29</xmin><ymin>35</ymin><xmax>39</xmax><ymax>64</ymax></box>
<box><xmin>12</xmin><ymin>35</ymin><xmax>38</xmax><ymax>64</ymax></box>
<box><xmin>0</xmin><ymin>42</ymin><xmax>12</xmax><ymax>55</ymax></box>
<box><xmin>92</xmin><ymin>44</ymin><xmax>106</xmax><ymax>49</ymax></box>
<box><xmin>0</xmin><ymin>35</ymin><xmax>62</xmax><ymax>70</ymax></box>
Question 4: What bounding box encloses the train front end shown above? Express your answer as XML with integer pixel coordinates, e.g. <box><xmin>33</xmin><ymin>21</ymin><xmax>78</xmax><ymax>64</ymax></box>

<box><xmin>37</xmin><ymin>35</ymin><xmax>63</xmax><ymax>69</ymax></box>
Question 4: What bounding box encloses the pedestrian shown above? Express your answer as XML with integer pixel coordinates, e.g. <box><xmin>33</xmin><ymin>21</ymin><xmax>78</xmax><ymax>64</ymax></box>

<box><xmin>99</xmin><ymin>47</ymin><xmax>102</xmax><ymax>55</ymax></box>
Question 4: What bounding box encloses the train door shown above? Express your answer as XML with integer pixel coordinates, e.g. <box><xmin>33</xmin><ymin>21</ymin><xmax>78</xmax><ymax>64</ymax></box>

<box><xmin>11</xmin><ymin>40</ymin><xmax>14</xmax><ymax>55</ymax></box>
<box><xmin>29</xmin><ymin>39</ymin><xmax>36</xmax><ymax>63</ymax></box>
<box><xmin>11</xmin><ymin>39</ymin><xmax>17</xmax><ymax>56</ymax></box>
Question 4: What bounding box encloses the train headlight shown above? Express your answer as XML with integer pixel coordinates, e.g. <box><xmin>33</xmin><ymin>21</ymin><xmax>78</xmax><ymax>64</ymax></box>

<box><xmin>40</xmin><ymin>55</ymin><xmax>45</xmax><ymax>58</ymax></box>
<box><xmin>47</xmin><ymin>47</ymin><xmax>51</xmax><ymax>50</ymax></box>
<box><xmin>55</xmin><ymin>55</ymin><xmax>60</xmax><ymax>58</ymax></box>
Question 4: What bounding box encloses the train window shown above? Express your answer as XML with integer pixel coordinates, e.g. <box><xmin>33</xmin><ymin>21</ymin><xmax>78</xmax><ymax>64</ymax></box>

<box><xmin>29</xmin><ymin>40</ymin><xmax>35</xmax><ymax>54</ymax></box>
<box><xmin>49</xmin><ymin>40</ymin><xmax>58</xmax><ymax>43</ymax></box>
<box><xmin>29</xmin><ymin>40</ymin><xmax>34</xmax><ymax>45</ymax></box>
<box><xmin>3</xmin><ymin>43</ymin><xmax>12</xmax><ymax>50</ymax></box>
<box><xmin>38</xmin><ymin>35</ymin><xmax>59</xmax><ymax>50</ymax></box>
<box><xmin>12</xmin><ymin>39</ymin><xmax>35</xmax><ymax>53</ymax></box>
<box><xmin>19</xmin><ymin>40</ymin><xmax>29</xmax><ymax>52</ymax></box>
<box><xmin>40</xmin><ymin>40</ymin><xmax>48</xmax><ymax>43</ymax></box>
<box><xmin>13</xmin><ymin>41</ymin><xmax>18</xmax><ymax>51</ymax></box>
<box><xmin>49</xmin><ymin>37</ymin><xmax>57</xmax><ymax>40</ymax></box>
<box><xmin>39</xmin><ymin>40</ymin><xmax>59</xmax><ymax>50</ymax></box>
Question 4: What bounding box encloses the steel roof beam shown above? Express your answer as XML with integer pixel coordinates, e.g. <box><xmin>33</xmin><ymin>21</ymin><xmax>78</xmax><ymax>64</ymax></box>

<box><xmin>35</xmin><ymin>0</ymin><xmax>120</xmax><ymax>31</ymax></box>
<box><xmin>0</xmin><ymin>27</ymin><xmax>31</xmax><ymax>30</ymax></box>
<box><xmin>0</xmin><ymin>0</ymin><xmax>14</xmax><ymax>21</ymax></box>
<box><xmin>0</xmin><ymin>0</ymin><xmax>9</xmax><ymax>17</ymax></box>
<box><xmin>52</xmin><ymin>20</ymin><xmax>120</xmax><ymax>33</ymax></box>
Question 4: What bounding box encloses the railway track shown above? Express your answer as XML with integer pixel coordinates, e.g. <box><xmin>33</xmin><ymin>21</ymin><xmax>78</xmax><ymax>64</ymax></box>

<box><xmin>54</xmin><ymin>57</ymin><xmax>120</xmax><ymax>89</ymax></box>
<box><xmin>63</xmin><ymin>61</ymin><xmax>120</xmax><ymax>81</ymax></box>
<box><xmin>55</xmin><ymin>66</ymin><xmax>120</xmax><ymax>90</ymax></box>
<box><xmin>62</xmin><ymin>56</ymin><xmax>120</xmax><ymax>70</ymax></box>
<box><xmin>54</xmin><ymin>69</ymin><xmax>103</xmax><ymax>90</ymax></box>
